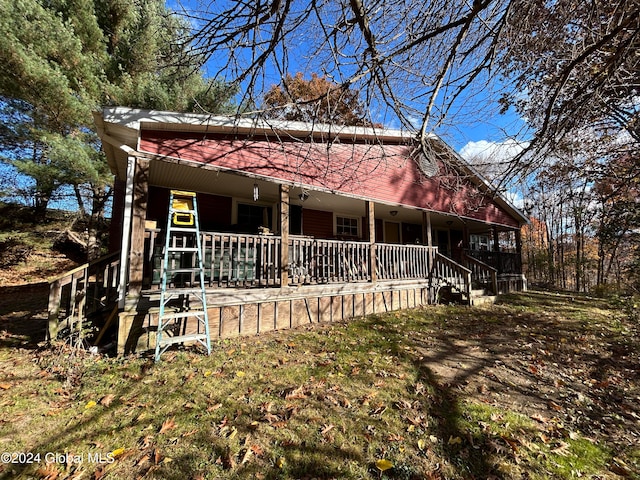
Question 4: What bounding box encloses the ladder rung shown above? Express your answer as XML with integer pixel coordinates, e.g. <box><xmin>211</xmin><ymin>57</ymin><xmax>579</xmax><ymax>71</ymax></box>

<box><xmin>160</xmin><ymin>310</ymin><xmax>205</xmax><ymax>320</ymax></box>
<box><xmin>170</xmin><ymin>208</ymin><xmax>197</xmax><ymax>214</ymax></box>
<box><xmin>157</xmin><ymin>191</ymin><xmax>210</xmax><ymax>362</ymax></box>
<box><xmin>159</xmin><ymin>333</ymin><xmax>209</xmax><ymax>346</ymax></box>
<box><xmin>165</xmin><ymin>287</ymin><xmax>204</xmax><ymax>295</ymax></box>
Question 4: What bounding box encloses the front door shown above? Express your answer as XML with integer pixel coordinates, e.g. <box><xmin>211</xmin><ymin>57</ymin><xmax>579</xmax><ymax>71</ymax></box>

<box><xmin>384</xmin><ymin>222</ymin><xmax>401</xmax><ymax>243</ymax></box>
<box><xmin>436</xmin><ymin>229</ymin><xmax>450</xmax><ymax>256</ymax></box>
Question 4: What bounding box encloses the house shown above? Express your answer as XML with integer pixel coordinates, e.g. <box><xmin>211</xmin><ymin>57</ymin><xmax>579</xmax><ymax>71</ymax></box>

<box><xmin>48</xmin><ymin>107</ymin><xmax>528</xmax><ymax>354</ymax></box>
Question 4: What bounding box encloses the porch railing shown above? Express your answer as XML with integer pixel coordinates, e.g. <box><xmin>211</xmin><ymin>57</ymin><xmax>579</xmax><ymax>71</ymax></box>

<box><xmin>148</xmin><ymin>231</ymin><xmax>282</xmax><ymax>288</ymax></box>
<box><xmin>47</xmin><ymin>251</ymin><xmax>120</xmax><ymax>341</ymax></box>
<box><xmin>463</xmin><ymin>254</ymin><xmax>498</xmax><ymax>294</ymax></box>
<box><xmin>465</xmin><ymin>250</ymin><xmax>522</xmax><ymax>275</ymax></box>
<box><xmin>431</xmin><ymin>252</ymin><xmax>472</xmax><ymax>300</ymax></box>
<box><xmin>289</xmin><ymin>236</ymin><xmax>371</xmax><ymax>284</ymax></box>
<box><xmin>377</xmin><ymin>243</ymin><xmax>436</xmax><ymax>280</ymax></box>
<box><xmin>145</xmin><ymin>229</ymin><xmax>443</xmax><ymax>288</ymax></box>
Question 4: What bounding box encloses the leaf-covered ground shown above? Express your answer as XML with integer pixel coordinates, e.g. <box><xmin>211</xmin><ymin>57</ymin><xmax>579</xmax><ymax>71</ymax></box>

<box><xmin>0</xmin><ymin>291</ymin><xmax>638</xmax><ymax>479</ymax></box>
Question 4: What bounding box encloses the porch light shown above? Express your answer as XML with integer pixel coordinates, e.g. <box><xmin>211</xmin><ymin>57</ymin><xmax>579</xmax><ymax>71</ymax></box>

<box><xmin>298</xmin><ymin>191</ymin><xmax>309</xmax><ymax>202</ymax></box>
<box><xmin>390</xmin><ymin>210</ymin><xmax>398</xmax><ymax>216</ymax></box>
<box><xmin>253</xmin><ymin>183</ymin><xmax>259</xmax><ymax>202</ymax></box>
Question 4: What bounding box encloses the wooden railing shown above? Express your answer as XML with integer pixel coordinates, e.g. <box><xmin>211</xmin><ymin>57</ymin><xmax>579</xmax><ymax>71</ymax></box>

<box><xmin>377</xmin><ymin>244</ymin><xmax>437</xmax><ymax>280</ymax></box>
<box><xmin>465</xmin><ymin>250</ymin><xmax>522</xmax><ymax>275</ymax></box>
<box><xmin>145</xmin><ymin>229</ymin><xmax>467</xmax><ymax>291</ymax></box>
<box><xmin>431</xmin><ymin>252</ymin><xmax>472</xmax><ymax>300</ymax></box>
<box><xmin>289</xmin><ymin>236</ymin><xmax>371</xmax><ymax>284</ymax></box>
<box><xmin>148</xmin><ymin>231</ymin><xmax>282</xmax><ymax>288</ymax></box>
<box><xmin>47</xmin><ymin>251</ymin><xmax>120</xmax><ymax>341</ymax></box>
<box><xmin>463</xmin><ymin>254</ymin><xmax>498</xmax><ymax>294</ymax></box>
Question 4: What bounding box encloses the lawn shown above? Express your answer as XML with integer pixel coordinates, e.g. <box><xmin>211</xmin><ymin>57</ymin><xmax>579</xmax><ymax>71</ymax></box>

<box><xmin>0</xmin><ymin>291</ymin><xmax>638</xmax><ymax>479</ymax></box>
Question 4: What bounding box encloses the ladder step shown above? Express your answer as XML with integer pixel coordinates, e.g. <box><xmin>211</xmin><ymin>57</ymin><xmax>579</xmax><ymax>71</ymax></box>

<box><xmin>167</xmin><ymin>268</ymin><xmax>202</xmax><ymax>274</ymax></box>
<box><xmin>160</xmin><ymin>310</ymin><xmax>205</xmax><ymax>320</ymax></box>
<box><xmin>170</xmin><ymin>207</ymin><xmax>197</xmax><ymax>214</ymax></box>
<box><xmin>157</xmin><ymin>190</ymin><xmax>211</xmax><ymax>362</ymax></box>
<box><xmin>165</xmin><ymin>287</ymin><xmax>205</xmax><ymax>295</ymax></box>
<box><xmin>159</xmin><ymin>333</ymin><xmax>209</xmax><ymax>346</ymax></box>
<box><xmin>167</xmin><ymin>247</ymin><xmax>199</xmax><ymax>252</ymax></box>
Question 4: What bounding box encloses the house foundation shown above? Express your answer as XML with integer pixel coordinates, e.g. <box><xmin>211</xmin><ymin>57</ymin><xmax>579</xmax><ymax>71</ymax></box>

<box><xmin>117</xmin><ymin>280</ymin><xmax>431</xmax><ymax>354</ymax></box>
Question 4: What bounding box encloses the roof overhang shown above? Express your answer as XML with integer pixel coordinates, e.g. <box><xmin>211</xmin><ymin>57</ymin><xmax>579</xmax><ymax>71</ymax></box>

<box><xmin>94</xmin><ymin>107</ymin><xmax>529</xmax><ymax>228</ymax></box>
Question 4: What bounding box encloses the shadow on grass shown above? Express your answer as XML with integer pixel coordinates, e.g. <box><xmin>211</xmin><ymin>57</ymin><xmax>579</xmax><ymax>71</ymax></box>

<box><xmin>0</xmin><ymin>283</ymin><xmax>49</xmax><ymax>347</ymax></box>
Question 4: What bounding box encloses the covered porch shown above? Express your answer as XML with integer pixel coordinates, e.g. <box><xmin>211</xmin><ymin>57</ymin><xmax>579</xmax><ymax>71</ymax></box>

<box><xmin>55</xmin><ymin>108</ymin><xmax>528</xmax><ymax>354</ymax></box>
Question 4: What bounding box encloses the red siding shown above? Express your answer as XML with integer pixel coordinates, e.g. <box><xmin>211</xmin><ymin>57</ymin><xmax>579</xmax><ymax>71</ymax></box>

<box><xmin>302</xmin><ymin>209</ymin><xmax>334</xmax><ymax>238</ymax></box>
<box><xmin>140</xmin><ymin>130</ymin><xmax>520</xmax><ymax>228</ymax></box>
<box><xmin>146</xmin><ymin>187</ymin><xmax>232</xmax><ymax>231</ymax></box>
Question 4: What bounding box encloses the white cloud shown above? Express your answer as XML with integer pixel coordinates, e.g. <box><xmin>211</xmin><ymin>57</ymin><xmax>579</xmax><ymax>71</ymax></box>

<box><xmin>459</xmin><ymin>139</ymin><xmax>530</xmax><ymax>211</ymax></box>
<box><xmin>459</xmin><ymin>139</ymin><xmax>527</xmax><ymax>166</ymax></box>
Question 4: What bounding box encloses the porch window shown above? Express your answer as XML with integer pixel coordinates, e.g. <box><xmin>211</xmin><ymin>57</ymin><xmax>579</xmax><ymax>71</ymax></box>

<box><xmin>470</xmin><ymin>234</ymin><xmax>490</xmax><ymax>251</ymax></box>
<box><xmin>336</xmin><ymin>215</ymin><xmax>359</xmax><ymax>237</ymax></box>
<box><xmin>237</xmin><ymin>203</ymin><xmax>272</xmax><ymax>233</ymax></box>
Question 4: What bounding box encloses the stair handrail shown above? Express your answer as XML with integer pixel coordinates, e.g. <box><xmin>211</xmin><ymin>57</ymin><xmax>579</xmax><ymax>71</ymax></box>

<box><xmin>432</xmin><ymin>252</ymin><xmax>472</xmax><ymax>300</ymax></box>
<box><xmin>47</xmin><ymin>251</ymin><xmax>121</xmax><ymax>341</ymax></box>
<box><xmin>463</xmin><ymin>253</ymin><xmax>498</xmax><ymax>295</ymax></box>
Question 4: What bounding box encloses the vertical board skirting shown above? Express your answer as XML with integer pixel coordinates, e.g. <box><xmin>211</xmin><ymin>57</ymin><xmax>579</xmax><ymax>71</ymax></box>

<box><xmin>257</xmin><ymin>303</ymin><xmax>261</xmax><ymax>334</ymax></box>
<box><xmin>140</xmin><ymin>282</ymin><xmax>434</xmax><ymax>352</ymax></box>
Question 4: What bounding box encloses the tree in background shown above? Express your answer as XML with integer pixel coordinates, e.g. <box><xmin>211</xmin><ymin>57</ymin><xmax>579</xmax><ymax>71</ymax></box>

<box><xmin>0</xmin><ymin>0</ymin><xmax>237</xmax><ymax>259</ymax></box>
<box><xmin>263</xmin><ymin>73</ymin><xmax>373</xmax><ymax>126</ymax></box>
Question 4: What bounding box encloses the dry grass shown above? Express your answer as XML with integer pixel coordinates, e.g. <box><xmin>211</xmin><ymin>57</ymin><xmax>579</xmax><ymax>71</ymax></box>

<box><xmin>0</xmin><ymin>292</ymin><xmax>638</xmax><ymax>479</ymax></box>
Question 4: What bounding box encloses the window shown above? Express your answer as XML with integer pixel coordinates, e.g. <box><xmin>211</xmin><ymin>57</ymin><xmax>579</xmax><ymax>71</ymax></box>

<box><xmin>336</xmin><ymin>216</ymin><xmax>359</xmax><ymax>237</ymax></box>
<box><xmin>470</xmin><ymin>234</ymin><xmax>490</xmax><ymax>251</ymax></box>
<box><xmin>237</xmin><ymin>203</ymin><xmax>272</xmax><ymax>233</ymax></box>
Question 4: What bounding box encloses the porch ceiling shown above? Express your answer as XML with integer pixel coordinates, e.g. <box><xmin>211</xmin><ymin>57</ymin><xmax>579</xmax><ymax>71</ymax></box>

<box><xmin>146</xmin><ymin>159</ymin><xmax>512</xmax><ymax>232</ymax></box>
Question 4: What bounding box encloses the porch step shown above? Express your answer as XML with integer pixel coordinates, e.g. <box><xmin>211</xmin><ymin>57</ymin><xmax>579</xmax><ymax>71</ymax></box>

<box><xmin>468</xmin><ymin>287</ymin><xmax>496</xmax><ymax>306</ymax></box>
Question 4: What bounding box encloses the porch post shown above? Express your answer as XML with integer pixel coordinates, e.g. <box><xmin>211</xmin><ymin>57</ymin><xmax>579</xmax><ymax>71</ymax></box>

<box><xmin>493</xmin><ymin>226</ymin><xmax>500</xmax><ymax>252</ymax></box>
<box><xmin>280</xmin><ymin>185</ymin><xmax>290</xmax><ymax>287</ymax></box>
<box><xmin>117</xmin><ymin>156</ymin><xmax>136</xmax><ymax>310</ymax></box>
<box><xmin>366</xmin><ymin>201</ymin><xmax>376</xmax><ymax>283</ymax></box>
<box><xmin>515</xmin><ymin>228</ymin><xmax>523</xmax><ymax>273</ymax></box>
<box><xmin>423</xmin><ymin>211</ymin><xmax>432</xmax><ymax>248</ymax></box>
<box><xmin>126</xmin><ymin>157</ymin><xmax>150</xmax><ymax>303</ymax></box>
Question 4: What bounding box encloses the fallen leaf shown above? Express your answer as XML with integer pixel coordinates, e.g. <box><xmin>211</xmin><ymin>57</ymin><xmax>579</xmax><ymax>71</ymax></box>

<box><xmin>236</xmin><ymin>371</ymin><xmax>246</xmax><ymax>378</ymax></box>
<box><xmin>250</xmin><ymin>444</ymin><xmax>264</xmax><ymax>456</ymax></box>
<box><xmin>375</xmin><ymin>459</ymin><xmax>393</xmax><ymax>472</ymax></box>
<box><xmin>0</xmin><ymin>383</ymin><xmax>11</xmax><ymax>390</ymax></box>
<box><xmin>85</xmin><ymin>400</ymin><xmax>97</xmax><ymax>409</ymax></box>
<box><xmin>321</xmin><ymin>424</ymin><xmax>335</xmax><ymax>435</ymax></box>
<box><xmin>240</xmin><ymin>448</ymin><xmax>253</xmax><ymax>465</ymax></box>
<box><xmin>418</xmin><ymin>439</ymin><xmax>426</xmax><ymax>451</ymax></box>
<box><xmin>159</xmin><ymin>417</ymin><xmax>177</xmax><ymax>434</ymax></box>
<box><xmin>448</xmin><ymin>436</ymin><xmax>462</xmax><ymax>445</ymax></box>
<box><xmin>275</xmin><ymin>456</ymin><xmax>286</xmax><ymax>468</ymax></box>
<box><xmin>530</xmin><ymin>414</ymin><xmax>548</xmax><ymax>424</ymax></box>
<box><xmin>99</xmin><ymin>394</ymin><xmax>115</xmax><ymax>407</ymax></box>
<box><xmin>36</xmin><ymin>463</ymin><xmax>59</xmax><ymax>480</ymax></box>
<box><xmin>111</xmin><ymin>448</ymin><xmax>125</xmax><ymax>458</ymax></box>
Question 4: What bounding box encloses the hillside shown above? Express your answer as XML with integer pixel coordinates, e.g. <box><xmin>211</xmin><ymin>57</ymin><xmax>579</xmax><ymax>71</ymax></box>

<box><xmin>0</xmin><ymin>203</ymin><xmax>84</xmax><ymax>287</ymax></box>
<box><xmin>0</xmin><ymin>203</ymin><xmax>88</xmax><ymax>345</ymax></box>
